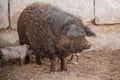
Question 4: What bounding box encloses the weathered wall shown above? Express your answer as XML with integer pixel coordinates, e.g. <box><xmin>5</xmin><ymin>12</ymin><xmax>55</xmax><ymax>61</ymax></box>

<box><xmin>95</xmin><ymin>0</ymin><xmax>120</xmax><ymax>24</ymax></box>
<box><xmin>0</xmin><ymin>0</ymin><xmax>120</xmax><ymax>50</ymax></box>
<box><xmin>10</xmin><ymin>0</ymin><xmax>94</xmax><ymax>29</ymax></box>
<box><xmin>0</xmin><ymin>0</ymin><xmax>9</xmax><ymax>29</ymax></box>
<box><xmin>0</xmin><ymin>30</ymin><xmax>18</xmax><ymax>48</ymax></box>
<box><xmin>87</xmin><ymin>24</ymin><xmax>120</xmax><ymax>51</ymax></box>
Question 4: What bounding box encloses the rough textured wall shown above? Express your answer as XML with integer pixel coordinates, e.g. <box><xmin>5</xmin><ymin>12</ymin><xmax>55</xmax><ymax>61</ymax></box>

<box><xmin>0</xmin><ymin>0</ymin><xmax>9</xmax><ymax>29</ymax></box>
<box><xmin>95</xmin><ymin>0</ymin><xmax>120</xmax><ymax>24</ymax></box>
<box><xmin>87</xmin><ymin>24</ymin><xmax>120</xmax><ymax>50</ymax></box>
<box><xmin>10</xmin><ymin>0</ymin><xmax>94</xmax><ymax>29</ymax></box>
<box><xmin>0</xmin><ymin>30</ymin><xmax>18</xmax><ymax>48</ymax></box>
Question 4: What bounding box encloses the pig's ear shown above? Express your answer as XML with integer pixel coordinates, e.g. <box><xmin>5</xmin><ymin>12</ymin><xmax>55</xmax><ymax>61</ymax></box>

<box><xmin>67</xmin><ymin>24</ymin><xmax>86</xmax><ymax>38</ymax></box>
<box><xmin>84</xmin><ymin>26</ymin><xmax>96</xmax><ymax>37</ymax></box>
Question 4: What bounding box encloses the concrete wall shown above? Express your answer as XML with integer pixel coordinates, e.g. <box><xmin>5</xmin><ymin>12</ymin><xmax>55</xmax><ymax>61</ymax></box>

<box><xmin>0</xmin><ymin>0</ymin><xmax>9</xmax><ymax>29</ymax></box>
<box><xmin>0</xmin><ymin>30</ymin><xmax>18</xmax><ymax>48</ymax></box>
<box><xmin>10</xmin><ymin>0</ymin><xmax>94</xmax><ymax>29</ymax></box>
<box><xmin>0</xmin><ymin>0</ymin><xmax>120</xmax><ymax>50</ymax></box>
<box><xmin>95</xmin><ymin>0</ymin><xmax>120</xmax><ymax>24</ymax></box>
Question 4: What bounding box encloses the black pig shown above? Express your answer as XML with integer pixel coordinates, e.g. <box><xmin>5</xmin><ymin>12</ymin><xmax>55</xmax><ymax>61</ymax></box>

<box><xmin>17</xmin><ymin>3</ymin><xmax>96</xmax><ymax>73</ymax></box>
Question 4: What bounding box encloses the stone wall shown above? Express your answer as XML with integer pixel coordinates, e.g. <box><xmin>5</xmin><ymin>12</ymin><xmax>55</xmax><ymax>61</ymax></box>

<box><xmin>0</xmin><ymin>0</ymin><xmax>120</xmax><ymax>50</ymax></box>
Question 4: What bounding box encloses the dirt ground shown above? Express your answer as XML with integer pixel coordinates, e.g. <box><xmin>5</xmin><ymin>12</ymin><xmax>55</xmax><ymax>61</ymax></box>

<box><xmin>0</xmin><ymin>49</ymin><xmax>120</xmax><ymax>80</ymax></box>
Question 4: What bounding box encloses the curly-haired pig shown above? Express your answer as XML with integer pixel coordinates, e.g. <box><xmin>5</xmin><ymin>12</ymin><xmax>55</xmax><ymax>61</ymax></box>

<box><xmin>17</xmin><ymin>3</ymin><xmax>96</xmax><ymax>73</ymax></box>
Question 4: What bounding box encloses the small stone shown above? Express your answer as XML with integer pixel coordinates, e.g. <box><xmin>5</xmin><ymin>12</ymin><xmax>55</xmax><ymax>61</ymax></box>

<box><xmin>30</xmin><ymin>78</ymin><xmax>34</xmax><ymax>80</ymax></box>
<box><xmin>72</xmin><ymin>62</ymin><xmax>78</xmax><ymax>65</ymax></box>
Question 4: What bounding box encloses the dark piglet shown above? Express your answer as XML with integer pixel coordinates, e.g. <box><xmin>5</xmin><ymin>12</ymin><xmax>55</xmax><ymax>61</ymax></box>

<box><xmin>17</xmin><ymin>3</ymin><xmax>96</xmax><ymax>73</ymax></box>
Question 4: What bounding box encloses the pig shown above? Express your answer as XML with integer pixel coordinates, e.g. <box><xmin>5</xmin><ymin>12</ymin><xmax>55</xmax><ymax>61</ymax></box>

<box><xmin>17</xmin><ymin>3</ymin><xmax>96</xmax><ymax>73</ymax></box>
<box><xmin>0</xmin><ymin>44</ymin><xmax>33</xmax><ymax>67</ymax></box>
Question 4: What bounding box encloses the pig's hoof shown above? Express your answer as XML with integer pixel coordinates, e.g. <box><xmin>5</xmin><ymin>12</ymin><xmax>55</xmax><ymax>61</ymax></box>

<box><xmin>50</xmin><ymin>69</ymin><xmax>55</xmax><ymax>73</ymax></box>
<box><xmin>24</xmin><ymin>60</ymin><xmax>30</xmax><ymax>64</ymax></box>
<box><xmin>61</xmin><ymin>67</ymin><xmax>67</xmax><ymax>72</ymax></box>
<box><xmin>36</xmin><ymin>62</ymin><xmax>42</xmax><ymax>65</ymax></box>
